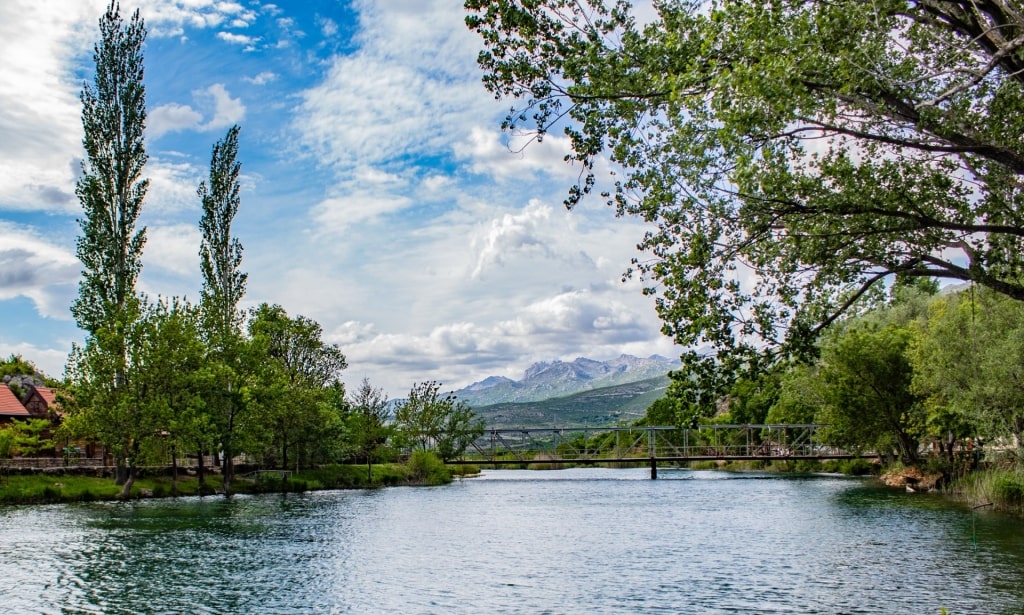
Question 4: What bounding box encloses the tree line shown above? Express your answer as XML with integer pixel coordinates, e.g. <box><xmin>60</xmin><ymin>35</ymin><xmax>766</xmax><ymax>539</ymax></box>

<box><xmin>643</xmin><ymin>280</ymin><xmax>1024</xmax><ymax>473</ymax></box>
<box><xmin>49</xmin><ymin>2</ymin><xmax>481</xmax><ymax>498</ymax></box>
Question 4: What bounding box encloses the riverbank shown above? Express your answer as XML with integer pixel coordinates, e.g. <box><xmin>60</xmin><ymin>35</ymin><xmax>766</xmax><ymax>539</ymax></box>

<box><xmin>683</xmin><ymin>457</ymin><xmax>1024</xmax><ymax>516</ymax></box>
<box><xmin>0</xmin><ymin>457</ymin><xmax>481</xmax><ymax>505</ymax></box>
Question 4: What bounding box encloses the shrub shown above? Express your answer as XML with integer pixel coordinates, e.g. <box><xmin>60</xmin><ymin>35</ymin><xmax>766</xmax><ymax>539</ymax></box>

<box><xmin>993</xmin><ymin>475</ymin><xmax>1024</xmax><ymax>508</ymax></box>
<box><xmin>841</xmin><ymin>458</ymin><xmax>878</xmax><ymax>476</ymax></box>
<box><xmin>406</xmin><ymin>450</ymin><xmax>451</xmax><ymax>485</ymax></box>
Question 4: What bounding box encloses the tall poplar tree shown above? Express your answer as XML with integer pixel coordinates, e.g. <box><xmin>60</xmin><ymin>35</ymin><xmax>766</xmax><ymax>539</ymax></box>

<box><xmin>199</xmin><ymin>124</ymin><xmax>246</xmax><ymax>346</ymax></box>
<box><xmin>66</xmin><ymin>1</ymin><xmax>148</xmax><ymax>493</ymax></box>
<box><xmin>72</xmin><ymin>0</ymin><xmax>147</xmax><ymax>335</ymax></box>
<box><xmin>197</xmin><ymin>125</ymin><xmax>248</xmax><ymax>494</ymax></box>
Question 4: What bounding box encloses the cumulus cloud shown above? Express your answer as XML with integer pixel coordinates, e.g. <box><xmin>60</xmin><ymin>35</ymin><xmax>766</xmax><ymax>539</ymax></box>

<box><xmin>216</xmin><ymin>31</ymin><xmax>259</xmax><ymax>47</ymax></box>
<box><xmin>0</xmin><ymin>222</ymin><xmax>80</xmax><ymax>319</ymax></box>
<box><xmin>0</xmin><ymin>1</ymin><xmax>99</xmax><ymax>214</ymax></box>
<box><xmin>199</xmin><ymin>83</ymin><xmax>246</xmax><ymax>129</ymax></box>
<box><xmin>471</xmin><ymin>201</ymin><xmax>554</xmax><ymax>278</ymax></box>
<box><xmin>144</xmin><ymin>157</ymin><xmax>204</xmax><ymax>217</ymax></box>
<box><xmin>332</xmin><ymin>284</ymin><xmax>671</xmax><ymax>396</ymax></box>
<box><xmin>142</xmin><ymin>223</ymin><xmax>201</xmax><ymax>277</ymax></box>
<box><xmin>455</xmin><ymin>127</ymin><xmax>580</xmax><ymax>182</ymax></box>
<box><xmin>244</xmin><ymin>71</ymin><xmax>277</xmax><ymax>85</ymax></box>
<box><xmin>149</xmin><ymin>103</ymin><xmax>205</xmax><ymax>139</ymax></box>
<box><xmin>0</xmin><ymin>341</ymin><xmax>73</xmax><ymax>379</ymax></box>
<box><xmin>148</xmin><ymin>84</ymin><xmax>245</xmax><ymax>139</ymax></box>
<box><xmin>311</xmin><ymin>191</ymin><xmax>413</xmax><ymax>235</ymax></box>
<box><xmin>133</xmin><ymin>0</ymin><xmax>258</xmax><ymax>37</ymax></box>
<box><xmin>319</xmin><ymin>17</ymin><xmax>338</xmax><ymax>37</ymax></box>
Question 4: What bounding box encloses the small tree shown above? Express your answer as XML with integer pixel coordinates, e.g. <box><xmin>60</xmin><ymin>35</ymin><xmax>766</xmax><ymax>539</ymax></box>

<box><xmin>347</xmin><ymin>378</ymin><xmax>392</xmax><ymax>482</ymax></box>
<box><xmin>436</xmin><ymin>401</ymin><xmax>484</xmax><ymax>463</ymax></box>
<box><xmin>248</xmin><ymin>304</ymin><xmax>347</xmax><ymax>472</ymax></box>
<box><xmin>816</xmin><ymin>325</ymin><xmax>926</xmax><ymax>464</ymax></box>
<box><xmin>394</xmin><ymin>382</ymin><xmax>484</xmax><ymax>461</ymax></box>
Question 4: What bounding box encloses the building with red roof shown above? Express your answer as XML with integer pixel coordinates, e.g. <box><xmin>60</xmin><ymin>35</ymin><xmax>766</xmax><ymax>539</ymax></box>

<box><xmin>0</xmin><ymin>384</ymin><xmax>31</xmax><ymax>421</ymax></box>
<box><xmin>22</xmin><ymin>385</ymin><xmax>58</xmax><ymax>418</ymax></box>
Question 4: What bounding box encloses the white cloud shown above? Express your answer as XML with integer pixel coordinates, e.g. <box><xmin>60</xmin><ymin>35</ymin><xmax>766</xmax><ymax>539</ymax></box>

<box><xmin>471</xmin><ymin>200</ymin><xmax>554</xmax><ymax>278</ymax></box>
<box><xmin>311</xmin><ymin>191</ymin><xmax>413</xmax><ymax>235</ymax></box>
<box><xmin>332</xmin><ymin>283</ymin><xmax>674</xmax><ymax>396</ymax></box>
<box><xmin>142</xmin><ymin>223</ymin><xmax>201</xmax><ymax>278</ymax></box>
<box><xmin>0</xmin><ymin>341</ymin><xmax>72</xmax><ymax>380</ymax></box>
<box><xmin>148</xmin><ymin>84</ymin><xmax>245</xmax><ymax>140</ymax></box>
<box><xmin>455</xmin><ymin>127</ymin><xmax>582</xmax><ymax>183</ymax></box>
<box><xmin>0</xmin><ymin>1</ymin><xmax>101</xmax><ymax>214</ymax></box>
<box><xmin>198</xmin><ymin>83</ymin><xmax>246</xmax><ymax>130</ymax></box>
<box><xmin>293</xmin><ymin>1</ymin><xmax>492</xmax><ymax>172</ymax></box>
<box><xmin>0</xmin><ymin>222</ymin><xmax>80</xmax><ymax>320</ymax></box>
<box><xmin>144</xmin><ymin>157</ymin><xmax>204</xmax><ymax>217</ymax></box>
<box><xmin>149</xmin><ymin>103</ymin><xmax>205</xmax><ymax>139</ymax></box>
<box><xmin>319</xmin><ymin>17</ymin><xmax>338</xmax><ymax>37</ymax></box>
<box><xmin>244</xmin><ymin>71</ymin><xmax>277</xmax><ymax>85</ymax></box>
<box><xmin>217</xmin><ymin>31</ymin><xmax>259</xmax><ymax>46</ymax></box>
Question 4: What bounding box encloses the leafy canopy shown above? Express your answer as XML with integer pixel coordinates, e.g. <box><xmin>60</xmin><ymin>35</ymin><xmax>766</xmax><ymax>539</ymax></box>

<box><xmin>466</xmin><ymin>0</ymin><xmax>1024</xmax><ymax>401</ymax></box>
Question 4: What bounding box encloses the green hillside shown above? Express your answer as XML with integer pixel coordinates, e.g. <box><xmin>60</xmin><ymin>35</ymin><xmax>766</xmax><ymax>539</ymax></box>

<box><xmin>470</xmin><ymin>376</ymin><xmax>669</xmax><ymax>428</ymax></box>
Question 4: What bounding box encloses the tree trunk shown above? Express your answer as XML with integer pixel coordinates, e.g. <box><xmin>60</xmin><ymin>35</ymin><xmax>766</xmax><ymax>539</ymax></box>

<box><xmin>221</xmin><ymin>437</ymin><xmax>233</xmax><ymax>496</ymax></box>
<box><xmin>171</xmin><ymin>445</ymin><xmax>178</xmax><ymax>495</ymax></box>
<box><xmin>281</xmin><ymin>435</ymin><xmax>288</xmax><ymax>472</ymax></box>
<box><xmin>120</xmin><ymin>465</ymin><xmax>135</xmax><ymax>499</ymax></box>
<box><xmin>196</xmin><ymin>443</ymin><xmax>206</xmax><ymax>487</ymax></box>
<box><xmin>114</xmin><ymin>454</ymin><xmax>128</xmax><ymax>485</ymax></box>
<box><xmin>119</xmin><ymin>443</ymin><xmax>139</xmax><ymax>499</ymax></box>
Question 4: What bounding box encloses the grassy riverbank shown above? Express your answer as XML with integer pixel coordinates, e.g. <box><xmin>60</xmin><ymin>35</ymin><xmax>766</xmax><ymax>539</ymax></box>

<box><xmin>0</xmin><ymin>456</ymin><xmax>481</xmax><ymax>505</ymax></box>
<box><xmin>949</xmin><ymin>467</ymin><xmax>1024</xmax><ymax>515</ymax></box>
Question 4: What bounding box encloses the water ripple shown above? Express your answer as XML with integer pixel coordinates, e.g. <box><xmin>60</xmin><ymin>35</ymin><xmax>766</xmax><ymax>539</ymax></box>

<box><xmin>0</xmin><ymin>470</ymin><xmax>1021</xmax><ymax>613</ymax></box>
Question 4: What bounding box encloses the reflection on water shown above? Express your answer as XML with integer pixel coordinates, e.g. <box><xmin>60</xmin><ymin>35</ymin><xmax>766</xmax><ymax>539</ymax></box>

<box><xmin>0</xmin><ymin>468</ymin><xmax>1021</xmax><ymax>614</ymax></box>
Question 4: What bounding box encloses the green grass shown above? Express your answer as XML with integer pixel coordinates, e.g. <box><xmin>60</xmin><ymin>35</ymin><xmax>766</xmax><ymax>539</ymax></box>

<box><xmin>952</xmin><ymin>467</ymin><xmax>1024</xmax><ymax>514</ymax></box>
<box><xmin>0</xmin><ymin>461</ymin><xmax>454</xmax><ymax>505</ymax></box>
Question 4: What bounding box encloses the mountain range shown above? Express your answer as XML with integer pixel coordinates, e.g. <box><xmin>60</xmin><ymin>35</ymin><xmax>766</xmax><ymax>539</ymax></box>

<box><xmin>453</xmin><ymin>354</ymin><xmax>679</xmax><ymax>407</ymax></box>
<box><xmin>467</xmin><ymin>375</ymin><xmax>671</xmax><ymax>429</ymax></box>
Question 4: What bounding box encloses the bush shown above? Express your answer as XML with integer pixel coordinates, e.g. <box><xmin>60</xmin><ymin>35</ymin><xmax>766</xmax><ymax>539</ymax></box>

<box><xmin>406</xmin><ymin>450</ymin><xmax>451</xmax><ymax>485</ymax></box>
<box><xmin>993</xmin><ymin>475</ymin><xmax>1024</xmax><ymax>507</ymax></box>
<box><xmin>954</xmin><ymin>468</ymin><xmax>1024</xmax><ymax>514</ymax></box>
<box><xmin>840</xmin><ymin>458</ymin><xmax>878</xmax><ymax>476</ymax></box>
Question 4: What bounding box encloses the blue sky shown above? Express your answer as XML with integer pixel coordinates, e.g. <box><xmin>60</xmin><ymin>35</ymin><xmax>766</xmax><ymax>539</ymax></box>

<box><xmin>0</xmin><ymin>0</ymin><xmax>677</xmax><ymax>397</ymax></box>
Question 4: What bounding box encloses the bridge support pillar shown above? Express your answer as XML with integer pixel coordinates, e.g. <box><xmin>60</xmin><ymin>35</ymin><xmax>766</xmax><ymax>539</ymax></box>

<box><xmin>650</xmin><ymin>457</ymin><xmax>657</xmax><ymax>480</ymax></box>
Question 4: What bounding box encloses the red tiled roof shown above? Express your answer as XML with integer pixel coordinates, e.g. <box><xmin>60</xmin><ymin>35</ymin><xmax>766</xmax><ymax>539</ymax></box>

<box><xmin>0</xmin><ymin>385</ymin><xmax>30</xmax><ymax>417</ymax></box>
<box><xmin>34</xmin><ymin>386</ymin><xmax>57</xmax><ymax>407</ymax></box>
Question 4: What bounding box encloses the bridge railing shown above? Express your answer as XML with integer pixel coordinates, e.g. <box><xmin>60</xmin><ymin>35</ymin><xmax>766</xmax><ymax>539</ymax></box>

<box><xmin>459</xmin><ymin>424</ymin><xmax>868</xmax><ymax>463</ymax></box>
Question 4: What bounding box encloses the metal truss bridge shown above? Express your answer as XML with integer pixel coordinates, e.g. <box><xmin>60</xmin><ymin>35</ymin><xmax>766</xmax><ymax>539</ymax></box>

<box><xmin>451</xmin><ymin>424</ymin><xmax>876</xmax><ymax>478</ymax></box>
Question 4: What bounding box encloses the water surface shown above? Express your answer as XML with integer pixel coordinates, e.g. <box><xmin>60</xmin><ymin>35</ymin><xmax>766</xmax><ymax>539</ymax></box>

<box><xmin>0</xmin><ymin>468</ymin><xmax>1020</xmax><ymax>614</ymax></box>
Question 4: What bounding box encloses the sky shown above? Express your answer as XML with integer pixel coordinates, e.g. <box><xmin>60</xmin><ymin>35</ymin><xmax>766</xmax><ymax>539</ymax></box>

<box><xmin>0</xmin><ymin>0</ymin><xmax>679</xmax><ymax>398</ymax></box>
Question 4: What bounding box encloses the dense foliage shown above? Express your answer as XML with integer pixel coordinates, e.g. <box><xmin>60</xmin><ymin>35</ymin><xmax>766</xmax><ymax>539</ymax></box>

<box><xmin>656</xmin><ymin>285</ymin><xmax>1024</xmax><ymax>474</ymax></box>
<box><xmin>466</xmin><ymin>0</ymin><xmax>1024</xmax><ymax>404</ymax></box>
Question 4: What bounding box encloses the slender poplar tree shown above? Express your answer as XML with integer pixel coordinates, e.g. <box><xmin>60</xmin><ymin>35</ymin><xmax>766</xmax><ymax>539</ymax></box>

<box><xmin>199</xmin><ymin>124</ymin><xmax>246</xmax><ymax>346</ymax></box>
<box><xmin>66</xmin><ymin>1</ymin><xmax>148</xmax><ymax>495</ymax></box>
<box><xmin>72</xmin><ymin>0</ymin><xmax>148</xmax><ymax>336</ymax></box>
<box><xmin>198</xmin><ymin>125</ymin><xmax>248</xmax><ymax>494</ymax></box>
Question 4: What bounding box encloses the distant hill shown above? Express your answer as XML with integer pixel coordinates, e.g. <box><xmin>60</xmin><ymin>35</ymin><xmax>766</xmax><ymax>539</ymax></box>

<box><xmin>453</xmin><ymin>354</ymin><xmax>679</xmax><ymax>407</ymax></box>
<box><xmin>469</xmin><ymin>375</ymin><xmax>670</xmax><ymax>429</ymax></box>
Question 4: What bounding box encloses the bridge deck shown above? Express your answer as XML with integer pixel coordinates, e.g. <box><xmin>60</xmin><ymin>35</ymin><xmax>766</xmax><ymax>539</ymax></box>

<box><xmin>448</xmin><ymin>424</ymin><xmax>877</xmax><ymax>468</ymax></box>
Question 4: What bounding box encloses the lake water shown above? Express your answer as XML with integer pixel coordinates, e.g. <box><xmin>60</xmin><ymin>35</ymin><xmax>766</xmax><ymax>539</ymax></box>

<box><xmin>0</xmin><ymin>468</ymin><xmax>1021</xmax><ymax>614</ymax></box>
